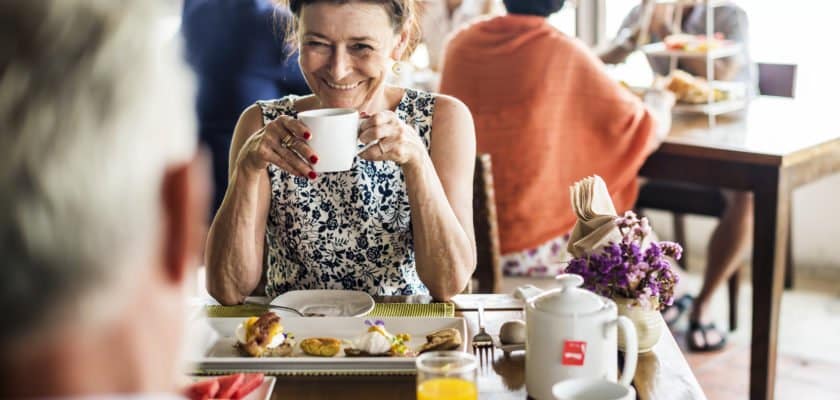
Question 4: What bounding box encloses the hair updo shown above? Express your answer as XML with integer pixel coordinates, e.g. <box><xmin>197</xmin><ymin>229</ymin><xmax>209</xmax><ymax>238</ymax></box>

<box><xmin>275</xmin><ymin>0</ymin><xmax>420</xmax><ymax>61</ymax></box>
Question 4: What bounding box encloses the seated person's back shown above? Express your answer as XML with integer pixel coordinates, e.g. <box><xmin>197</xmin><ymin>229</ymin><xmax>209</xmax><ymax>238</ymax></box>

<box><xmin>439</xmin><ymin>0</ymin><xmax>660</xmax><ymax>276</ymax></box>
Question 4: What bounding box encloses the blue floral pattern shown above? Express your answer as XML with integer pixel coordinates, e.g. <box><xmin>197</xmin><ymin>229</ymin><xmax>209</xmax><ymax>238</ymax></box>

<box><xmin>257</xmin><ymin>89</ymin><xmax>435</xmax><ymax>297</ymax></box>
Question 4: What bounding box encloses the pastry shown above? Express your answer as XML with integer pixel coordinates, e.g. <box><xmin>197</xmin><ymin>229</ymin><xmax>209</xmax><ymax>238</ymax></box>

<box><xmin>300</xmin><ymin>337</ymin><xmax>342</xmax><ymax>357</ymax></box>
<box><xmin>666</xmin><ymin>70</ymin><xmax>728</xmax><ymax>104</ymax></box>
<box><xmin>418</xmin><ymin>328</ymin><xmax>462</xmax><ymax>354</ymax></box>
<box><xmin>234</xmin><ymin>312</ymin><xmax>294</xmax><ymax>357</ymax></box>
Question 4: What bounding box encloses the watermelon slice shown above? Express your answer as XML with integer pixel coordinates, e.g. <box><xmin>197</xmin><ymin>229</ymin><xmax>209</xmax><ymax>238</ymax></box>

<box><xmin>232</xmin><ymin>373</ymin><xmax>264</xmax><ymax>399</ymax></box>
<box><xmin>216</xmin><ymin>373</ymin><xmax>244</xmax><ymax>399</ymax></box>
<box><xmin>184</xmin><ymin>379</ymin><xmax>219</xmax><ymax>400</ymax></box>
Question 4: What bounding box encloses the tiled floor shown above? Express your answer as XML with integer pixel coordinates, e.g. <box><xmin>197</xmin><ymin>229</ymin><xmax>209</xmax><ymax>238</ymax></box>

<box><xmin>501</xmin><ymin>268</ymin><xmax>840</xmax><ymax>399</ymax></box>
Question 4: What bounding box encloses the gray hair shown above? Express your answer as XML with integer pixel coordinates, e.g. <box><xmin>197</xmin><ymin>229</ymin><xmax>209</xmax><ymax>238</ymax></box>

<box><xmin>0</xmin><ymin>0</ymin><xmax>197</xmax><ymax>344</ymax></box>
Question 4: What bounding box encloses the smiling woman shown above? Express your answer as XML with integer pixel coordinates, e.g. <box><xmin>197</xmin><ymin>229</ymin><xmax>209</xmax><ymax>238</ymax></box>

<box><xmin>205</xmin><ymin>0</ymin><xmax>477</xmax><ymax>304</ymax></box>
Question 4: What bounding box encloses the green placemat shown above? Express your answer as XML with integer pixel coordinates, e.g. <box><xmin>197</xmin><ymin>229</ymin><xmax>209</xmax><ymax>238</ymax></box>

<box><xmin>368</xmin><ymin>302</ymin><xmax>454</xmax><ymax>318</ymax></box>
<box><xmin>204</xmin><ymin>302</ymin><xmax>454</xmax><ymax>318</ymax></box>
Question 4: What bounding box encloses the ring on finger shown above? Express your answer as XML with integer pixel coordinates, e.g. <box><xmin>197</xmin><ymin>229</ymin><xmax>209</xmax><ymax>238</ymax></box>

<box><xmin>281</xmin><ymin>133</ymin><xmax>295</xmax><ymax>148</ymax></box>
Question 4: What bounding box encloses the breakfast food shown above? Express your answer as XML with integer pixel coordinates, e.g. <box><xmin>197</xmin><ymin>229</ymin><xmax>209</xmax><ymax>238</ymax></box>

<box><xmin>418</xmin><ymin>328</ymin><xmax>463</xmax><ymax>354</ymax></box>
<box><xmin>665</xmin><ymin>70</ymin><xmax>728</xmax><ymax>104</ymax></box>
<box><xmin>234</xmin><ymin>312</ymin><xmax>293</xmax><ymax>357</ymax></box>
<box><xmin>183</xmin><ymin>373</ymin><xmax>264</xmax><ymax>400</ymax></box>
<box><xmin>664</xmin><ymin>32</ymin><xmax>726</xmax><ymax>52</ymax></box>
<box><xmin>300</xmin><ymin>337</ymin><xmax>343</xmax><ymax>357</ymax></box>
<box><xmin>344</xmin><ymin>319</ymin><xmax>412</xmax><ymax>357</ymax></box>
<box><xmin>499</xmin><ymin>320</ymin><xmax>527</xmax><ymax>345</ymax></box>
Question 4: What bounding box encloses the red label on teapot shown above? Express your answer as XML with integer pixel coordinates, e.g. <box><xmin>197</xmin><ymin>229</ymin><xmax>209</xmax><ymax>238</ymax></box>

<box><xmin>561</xmin><ymin>340</ymin><xmax>586</xmax><ymax>366</ymax></box>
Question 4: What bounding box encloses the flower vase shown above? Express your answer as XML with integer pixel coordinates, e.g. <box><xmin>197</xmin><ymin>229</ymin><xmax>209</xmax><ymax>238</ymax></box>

<box><xmin>614</xmin><ymin>297</ymin><xmax>663</xmax><ymax>353</ymax></box>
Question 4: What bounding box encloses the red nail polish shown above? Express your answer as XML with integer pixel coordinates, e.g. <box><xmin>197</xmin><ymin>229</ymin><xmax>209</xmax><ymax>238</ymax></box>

<box><xmin>308</xmin><ymin>171</ymin><xmax>317</xmax><ymax>179</ymax></box>
<box><xmin>309</xmin><ymin>155</ymin><xmax>319</xmax><ymax>164</ymax></box>
<box><xmin>303</xmin><ymin>131</ymin><xmax>312</xmax><ymax>140</ymax></box>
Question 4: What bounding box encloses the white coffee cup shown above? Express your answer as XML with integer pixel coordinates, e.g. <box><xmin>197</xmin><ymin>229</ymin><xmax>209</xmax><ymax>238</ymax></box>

<box><xmin>297</xmin><ymin>108</ymin><xmax>360</xmax><ymax>173</ymax></box>
<box><xmin>552</xmin><ymin>378</ymin><xmax>635</xmax><ymax>400</ymax></box>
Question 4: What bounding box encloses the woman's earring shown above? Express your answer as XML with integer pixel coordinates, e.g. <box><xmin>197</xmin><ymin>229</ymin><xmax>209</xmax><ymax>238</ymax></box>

<box><xmin>391</xmin><ymin>61</ymin><xmax>403</xmax><ymax>76</ymax></box>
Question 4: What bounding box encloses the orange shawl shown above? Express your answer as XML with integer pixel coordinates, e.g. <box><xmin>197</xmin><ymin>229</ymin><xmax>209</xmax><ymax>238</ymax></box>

<box><xmin>440</xmin><ymin>15</ymin><xmax>657</xmax><ymax>254</ymax></box>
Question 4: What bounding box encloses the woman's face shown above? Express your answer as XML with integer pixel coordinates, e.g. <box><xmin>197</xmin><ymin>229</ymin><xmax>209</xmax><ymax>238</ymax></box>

<box><xmin>298</xmin><ymin>2</ymin><xmax>407</xmax><ymax>109</ymax></box>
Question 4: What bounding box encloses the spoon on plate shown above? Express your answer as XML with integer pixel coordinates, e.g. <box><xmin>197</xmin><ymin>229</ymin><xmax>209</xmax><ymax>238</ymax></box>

<box><xmin>242</xmin><ymin>301</ymin><xmax>326</xmax><ymax>317</ymax></box>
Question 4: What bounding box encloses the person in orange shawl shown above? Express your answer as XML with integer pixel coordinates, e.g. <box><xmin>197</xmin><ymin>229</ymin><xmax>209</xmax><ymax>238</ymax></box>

<box><xmin>439</xmin><ymin>0</ymin><xmax>673</xmax><ymax>277</ymax></box>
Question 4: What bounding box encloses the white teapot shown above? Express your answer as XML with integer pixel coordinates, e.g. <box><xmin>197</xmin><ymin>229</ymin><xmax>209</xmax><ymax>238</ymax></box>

<box><xmin>525</xmin><ymin>274</ymin><xmax>638</xmax><ymax>400</ymax></box>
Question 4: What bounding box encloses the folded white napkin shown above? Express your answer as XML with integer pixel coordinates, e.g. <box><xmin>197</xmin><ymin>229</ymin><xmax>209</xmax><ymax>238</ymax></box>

<box><xmin>567</xmin><ymin>175</ymin><xmax>623</xmax><ymax>258</ymax></box>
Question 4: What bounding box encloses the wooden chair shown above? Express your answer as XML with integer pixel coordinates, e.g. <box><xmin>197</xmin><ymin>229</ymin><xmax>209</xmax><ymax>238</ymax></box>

<box><xmin>635</xmin><ymin>62</ymin><xmax>798</xmax><ymax>331</ymax></box>
<box><xmin>471</xmin><ymin>154</ymin><xmax>502</xmax><ymax>293</ymax></box>
<box><xmin>757</xmin><ymin>62</ymin><xmax>798</xmax><ymax>98</ymax></box>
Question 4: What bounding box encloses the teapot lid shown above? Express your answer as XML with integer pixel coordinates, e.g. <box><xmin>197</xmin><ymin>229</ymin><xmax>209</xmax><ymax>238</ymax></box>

<box><xmin>532</xmin><ymin>274</ymin><xmax>605</xmax><ymax>315</ymax></box>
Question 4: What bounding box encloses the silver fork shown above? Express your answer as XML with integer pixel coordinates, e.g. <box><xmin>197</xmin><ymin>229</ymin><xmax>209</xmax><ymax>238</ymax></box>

<box><xmin>471</xmin><ymin>304</ymin><xmax>494</xmax><ymax>369</ymax></box>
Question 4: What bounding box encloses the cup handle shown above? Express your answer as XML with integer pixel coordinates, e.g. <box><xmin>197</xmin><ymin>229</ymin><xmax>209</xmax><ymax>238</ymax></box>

<box><xmin>356</xmin><ymin>139</ymin><xmax>381</xmax><ymax>155</ymax></box>
<box><xmin>354</xmin><ymin>117</ymin><xmax>381</xmax><ymax>156</ymax></box>
<box><xmin>617</xmin><ymin>316</ymin><xmax>638</xmax><ymax>386</ymax></box>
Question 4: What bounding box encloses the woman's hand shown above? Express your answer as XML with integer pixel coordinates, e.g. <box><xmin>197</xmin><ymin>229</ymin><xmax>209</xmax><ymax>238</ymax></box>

<box><xmin>357</xmin><ymin>111</ymin><xmax>426</xmax><ymax>167</ymax></box>
<box><xmin>235</xmin><ymin>115</ymin><xmax>320</xmax><ymax>179</ymax></box>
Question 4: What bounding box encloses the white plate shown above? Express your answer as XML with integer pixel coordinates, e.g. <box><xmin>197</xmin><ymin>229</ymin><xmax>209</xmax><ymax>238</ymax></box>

<box><xmin>192</xmin><ymin>317</ymin><xmax>467</xmax><ymax>374</ymax></box>
<box><xmin>270</xmin><ymin>289</ymin><xmax>375</xmax><ymax>318</ymax></box>
<box><xmin>640</xmin><ymin>41</ymin><xmax>742</xmax><ymax>59</ymax></box>
<box><xmin>190</xmin><ymin>375</ymin><xmax>275</xmax><ymax>400</ymax></box>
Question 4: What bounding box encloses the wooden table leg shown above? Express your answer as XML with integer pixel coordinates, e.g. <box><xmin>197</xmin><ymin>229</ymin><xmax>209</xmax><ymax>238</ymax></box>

<box><xmin>749</xmin><ymin>174</ymin><xmax>789</xmax><ymax>400</ymax></box>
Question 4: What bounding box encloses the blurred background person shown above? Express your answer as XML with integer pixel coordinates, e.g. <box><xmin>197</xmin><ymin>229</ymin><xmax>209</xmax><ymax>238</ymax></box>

<box><xmin>402</xmin><ymin>0</ymin><xmax>497</xmax><ymax>92</ymax></box>
<box><xmin>439</xmin><ymin>0</ymin><xmax>672</xmax><ymax>277</ymax></box>
<box><xmin>0</xmin><ymin>0</ymin><xmax>209</xmax><ymax>397</ymax></box>
<box><xmin>418</xmin><ymin>0</ymin><xmax>497</xmax><ymax>72</ymax></box>
<box><xmin>600</xmin><ymin>0</ymin><xmax>754</xmax><ymax>352</ymax></box>
<box><xmin>182</xmin><ymin>0</ymin><xmax>311</xmax><ymax>214</ymax></box>
<box><xmin>599</xmin><ymin>0</ymin><xmax>754</xmax><ymax>85</ymax></box>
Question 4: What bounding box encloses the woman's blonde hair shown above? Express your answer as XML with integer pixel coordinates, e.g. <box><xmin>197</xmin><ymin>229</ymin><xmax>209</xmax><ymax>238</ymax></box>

<box><xmin>274</xmin><ymin>0</ymin><xmax>420</xmax><ymax>61</ymax></box>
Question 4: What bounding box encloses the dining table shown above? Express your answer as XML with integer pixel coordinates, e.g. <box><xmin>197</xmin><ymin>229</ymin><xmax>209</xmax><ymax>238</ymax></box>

<box><xmin>249</xmin><ymin>294</ymin><xmax>705</xmax><ymax>400</ymax></box>
<box><xmin>639</xmin><ymin>96</ymin><xmax>840</xmax><ymax>400</ymax></box>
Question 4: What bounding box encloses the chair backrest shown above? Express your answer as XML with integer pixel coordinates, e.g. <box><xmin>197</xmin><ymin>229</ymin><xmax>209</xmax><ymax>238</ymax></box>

<box><xmin>757</xmin><ymin>62</ymin><xmax>797</xmax><ymax>98</ymax></box>
<box><xmin>472</xmin><ymin>154</ymin><xmax>502</xmax><ymax>293</ymax></box>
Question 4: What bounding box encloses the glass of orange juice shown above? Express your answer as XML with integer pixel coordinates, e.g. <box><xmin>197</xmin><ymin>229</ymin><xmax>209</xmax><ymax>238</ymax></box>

<box><xmin>416</xmin><ymin>351</ymin><xmax>478</xmax><ymax>400</ymax></box>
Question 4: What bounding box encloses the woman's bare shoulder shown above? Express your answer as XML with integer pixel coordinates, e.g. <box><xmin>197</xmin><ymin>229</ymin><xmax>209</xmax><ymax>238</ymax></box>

<box><xmin>430</xmin><ymin>93</ymin><xmax>473</xmax><ymax>128</ymax></box>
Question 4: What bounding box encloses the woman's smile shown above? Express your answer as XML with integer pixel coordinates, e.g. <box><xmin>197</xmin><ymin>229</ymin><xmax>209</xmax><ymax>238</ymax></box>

<box><xmin>322</xmin><ymin>78</ymin><xmax>364</xmax><ymax>91</ymax></box>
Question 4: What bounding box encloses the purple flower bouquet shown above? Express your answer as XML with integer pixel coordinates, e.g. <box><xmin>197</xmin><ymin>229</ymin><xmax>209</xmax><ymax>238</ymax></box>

<box><xmin>565</xmin><ymin>211</ymin><xmax>682</xmax><ymax>311</ymax></box>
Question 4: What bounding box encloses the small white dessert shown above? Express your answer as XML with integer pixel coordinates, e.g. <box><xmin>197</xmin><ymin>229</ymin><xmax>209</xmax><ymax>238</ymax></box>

<box><xmin>353</xmin><ymin>328</ymin><xmax>393</xmax><ymax>355</ymax></box>
<box><xmin>346</xmin><ymin>320</ymin><xmax>411</xmax><ymax>356</ymax></box>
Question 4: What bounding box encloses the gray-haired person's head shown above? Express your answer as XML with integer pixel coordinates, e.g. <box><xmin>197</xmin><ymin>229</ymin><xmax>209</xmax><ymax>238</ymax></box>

<box><xmin>503</xmin><ymin>0</ymin><xmax>566</xmax><ymax>17</ymax></box>
<box><xmin>0</xmin><ymin>0</ymin><xmax>197</xmax><ymax>348</ymax></box>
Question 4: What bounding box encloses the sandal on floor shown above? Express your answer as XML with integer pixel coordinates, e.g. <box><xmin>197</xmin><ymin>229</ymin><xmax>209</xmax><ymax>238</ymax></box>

<box><xmin>661</xmin><ymin>294</ymin><xmax>694</xmax><ymax>326</ymax></box>
<box><xmin>687</xmin><ymin>320</ymin><xmax>727</xmax><ymax>352</ymax></box>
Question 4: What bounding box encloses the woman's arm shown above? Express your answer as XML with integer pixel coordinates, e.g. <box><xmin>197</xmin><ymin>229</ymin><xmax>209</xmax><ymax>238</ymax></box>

<box><xmin>598</xmin><ymin>27</ymin><xmax>640</xmax><ymax>65</ymax></box>
<box><xmin>205</xmin><ymin>104</ymin><xmax>318</xmax><ymax>304</ymax></box>
<box><xmin>205</xmin><ymin>106</ymin><xmax>270</xmax><ymax>305</ymax></box>
<box><xmin>404</xmin><ymin>96</ymin><xmax>477</xmax><ymax>300</ymax></box>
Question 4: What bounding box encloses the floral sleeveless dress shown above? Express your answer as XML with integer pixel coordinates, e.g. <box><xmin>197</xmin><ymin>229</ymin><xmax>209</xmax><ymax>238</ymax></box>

<box><xmin>256</xmin><ymin>89</ymin><xmax>434</xmax><ymax>297</ymax></box>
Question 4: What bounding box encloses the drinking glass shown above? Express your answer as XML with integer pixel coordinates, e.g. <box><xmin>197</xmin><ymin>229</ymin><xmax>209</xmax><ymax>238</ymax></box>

<box><xmin>416</xmin><ymin>351</ymin><xmax>478</xmax><ymax>400</ymax></box>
